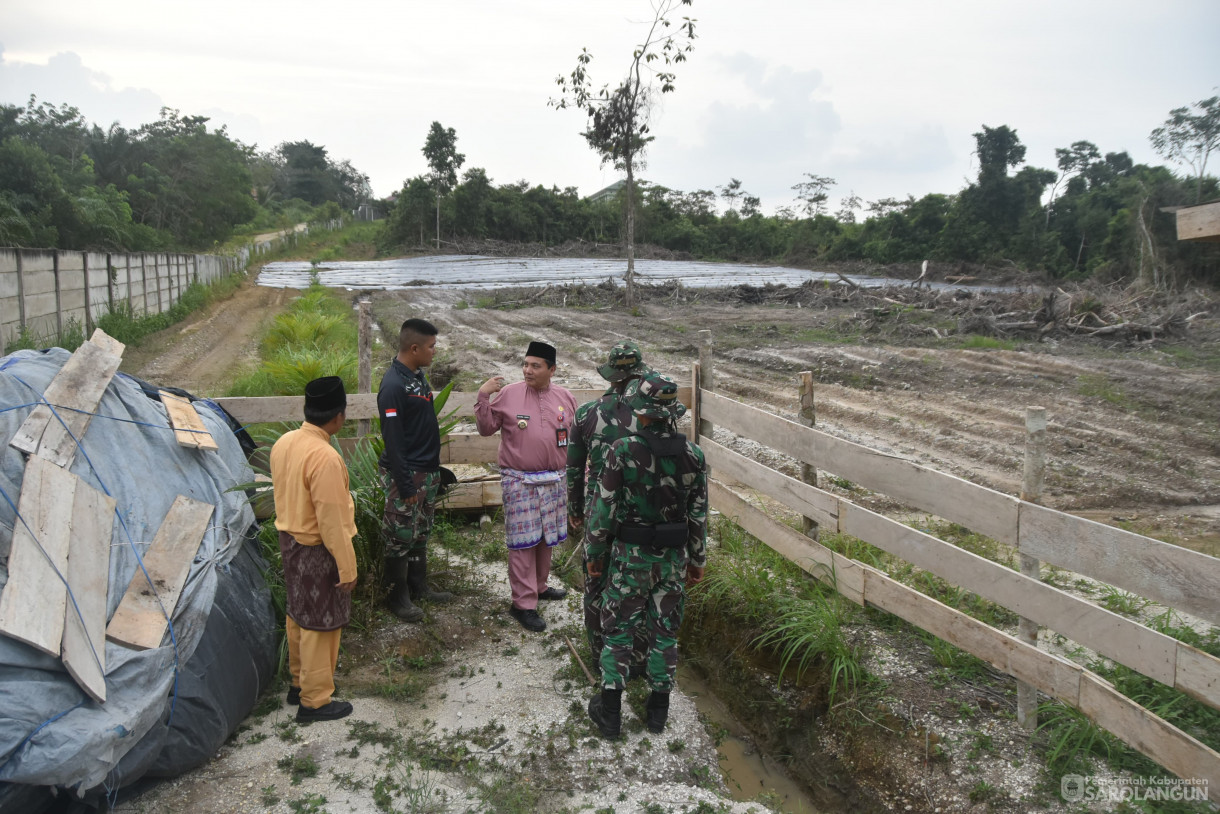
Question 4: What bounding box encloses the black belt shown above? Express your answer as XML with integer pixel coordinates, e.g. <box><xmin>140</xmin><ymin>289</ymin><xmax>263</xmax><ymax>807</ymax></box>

<box><xmin>613</xmin><ymin>521</ymin><xmax>688</xmax><ymax>549</ymax></box>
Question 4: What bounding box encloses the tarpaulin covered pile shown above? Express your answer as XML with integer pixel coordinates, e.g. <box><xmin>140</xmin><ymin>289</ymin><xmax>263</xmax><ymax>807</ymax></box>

<box><xmin>0</xmin><ymin>347</ymin><xmax>275</xmax><ymax>808</ymax></box>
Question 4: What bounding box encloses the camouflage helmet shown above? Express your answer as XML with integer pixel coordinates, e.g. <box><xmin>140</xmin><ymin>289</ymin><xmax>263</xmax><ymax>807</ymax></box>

<box><xmin>597</xmin><ymin>340</ymin><xmax>651</xmax><ymax>383</ymax></box>
<box><xmin>628</xmin><ymin>371</ymin><xmax>686</xmax><ymax>420</ymax></box>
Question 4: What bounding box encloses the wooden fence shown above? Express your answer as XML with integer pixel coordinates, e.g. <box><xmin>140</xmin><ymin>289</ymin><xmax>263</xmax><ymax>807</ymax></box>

<box><xmin>215</xmin><ymin>370</ymin><xmax>1218</xmax><ymax>789</ymax></box>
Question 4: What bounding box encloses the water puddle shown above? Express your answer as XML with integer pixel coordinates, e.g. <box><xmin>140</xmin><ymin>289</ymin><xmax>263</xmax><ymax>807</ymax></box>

<box><xmin>678</xmin><ymin>664</ymin><xmax>827</xmax><ymax>813</ymax></box>
<box><xmin>256</xmin><ymin>255</ymin><xmax>992</xmax><ymax>292</ymax></box>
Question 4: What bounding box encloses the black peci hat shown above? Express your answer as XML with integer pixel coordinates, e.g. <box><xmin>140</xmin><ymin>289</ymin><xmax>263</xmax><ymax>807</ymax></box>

<box><xmin>525</xmin><ymin>341</ymin><xmax>557</xmax><ymax>366</ymax></box>
<box><xmin>304</xmin><ymin>376</ymin><xmax>346</xmax><ymax>412</ymax></box>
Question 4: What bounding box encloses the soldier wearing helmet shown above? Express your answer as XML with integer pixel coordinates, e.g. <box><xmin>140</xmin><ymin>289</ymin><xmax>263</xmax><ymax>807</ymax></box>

<box><xmin>583</xmin><ymin>371</ymin><xmax>708</xmax><ymax>739</ymax></box>
<box><xmin>566</xmin><ymin>341</ymin><xmax>652</xmax><ymax>671</ymax></box>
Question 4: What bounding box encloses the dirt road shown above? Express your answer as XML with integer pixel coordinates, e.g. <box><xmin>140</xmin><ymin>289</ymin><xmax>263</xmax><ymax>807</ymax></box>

<box><xmin>121</xmin><ymin>280</ymin><xmax>290</xmax><ymax>396</ymax></box>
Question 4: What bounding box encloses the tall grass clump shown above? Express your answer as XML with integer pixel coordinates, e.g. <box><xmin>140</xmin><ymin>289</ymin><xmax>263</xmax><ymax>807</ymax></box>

<box><xmin>227</xmin><ymin>282</ymin><xmax>357</xmax><ymax>397</ymax></box>
<box><xmin>685</xmin><ymin>515</ymin><xmax>868</xmax><ymax>707</ymax></box>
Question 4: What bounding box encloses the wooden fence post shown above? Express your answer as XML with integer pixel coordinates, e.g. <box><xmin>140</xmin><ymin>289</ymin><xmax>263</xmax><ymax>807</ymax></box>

<box><xmin>698</xmin><ymin>330</ymin><xmax>714</xmax><ymax>441</ymax></box>
<box><xmin>690</xmin><ymin>361</ymin><xmax>702</xmax><ymax>442</ymax></box>
<box><xmin>1017</xmin><ymin>405</ymin><xmax>1047</xmax><ymax>730</ymax></box>
<box><xmin>357</xmin><ymin>299</ymin><xmax>372</xmax><ymax>439</ymax></box>
<box><xmin>798</xmin><ymin>370</ymin><xmax>819</xmax><ymax>539</ymax></box>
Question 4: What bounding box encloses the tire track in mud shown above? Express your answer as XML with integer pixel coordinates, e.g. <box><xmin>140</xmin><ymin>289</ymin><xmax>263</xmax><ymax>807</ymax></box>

<box><xmin>120</xmin><ymin>281</ymin><xmax>291</xmax><ymax>396</ymax></box>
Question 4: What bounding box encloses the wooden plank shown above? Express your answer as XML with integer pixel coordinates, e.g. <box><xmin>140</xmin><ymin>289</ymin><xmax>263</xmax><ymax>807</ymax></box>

<box><xmin>158</xmin><ymin>390</ymin><xmax>219</xmax><ymax>451</ymax></box>
<box><xmin>106</xmin><ymin>496</ymin><xmax>215</xmax><ymax>650</ymax></box>
<box><xmin>9</xmin><ymin>333</ymin><xmax>124</xmax><ymax>466</ymax></box>
<box><xmin>0</xmin><ymin>458</ymin><xmax>74</xmax><ymax>656</ymax></box>
<box><xmin>440</xmin><ymin>432</ymin><xmax>503</xmax><ymax>465</ymax></box>
<box><xmin>862</xmin><ymin>569</ymin><xmax>1087</xmax><ymax>704</ymax></box>
<box><xmin>213</xmin><ymin>393</ymin><xmax>374</xmax><ymax>424</ymax></box>
<box><xmin>840</xmin><ymin>501</ymin><xmax>1182</xmax><ymax>689</ymax></box>
<box><xmin>709</xmin><ymin>480</ymin><xmax>864</xmax><ymax>605</ymax></box>
<box><xmin>1176</xmin><ymin>200</ymin><xmax>1220</xmax><ymax>243</ymax></box>
<box><xmin>88</xmin><ymin>327</ymin><xmax>124</xmax><ymax>357</ymax></box>
<box><xmin>440</xmin><ymin>480</ymin><xmax>504</xmax><ymax>510</ymax></box>
<box><xmin>1019</xmin><ymin>502</ymin><xmax>1220</xmax><ymax>627</ymax></box>
<box><xmin>701</xmin><ymin>438</ymin><xmax>839</xmax><ymax>531</ymax></box>
<box><xmin>1177</xmin><ymin>644</ymin><xmax>1220</xmax><ymax>709</ymax></box>
<box><xmin>701</xmin><ymin>390</ymin><xmax>1020</xmax><ymax>544</ymax></box>
<box><xmin>213</xmin><ymin>385</ymin><xmax>693</xmax><ymax>427</ymax></box>
<box><xmin>1078</xmin><ymin>672</ymin><xmax>1220</xmax><ymax>789</ymax></box>
<box><xmin>60</xmin><ymin>478</ymin><xmax>116</xmax><ymax>703</ymax></box>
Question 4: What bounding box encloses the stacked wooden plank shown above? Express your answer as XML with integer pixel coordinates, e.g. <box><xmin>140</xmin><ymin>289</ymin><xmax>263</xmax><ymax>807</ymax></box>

<box><xmin>159</xmin><ymin>390</ymin><xmax>218</xmax><ymax>451</ymax></box>
<box><xmin>1</xmin><ymin>329</ymin><xmax>217</xmax><ymax>703</ymax></box>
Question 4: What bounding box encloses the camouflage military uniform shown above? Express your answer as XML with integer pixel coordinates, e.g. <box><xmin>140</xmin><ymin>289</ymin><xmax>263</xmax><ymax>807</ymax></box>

<box><xmin>585</xmin><ymin>419</ymin><xmax>708</xmax><ymax>693</ymax></box>
<box><xmin>379</xmin><ymin>469</ymin><xmax>440</xmax><ymax>559</ymax></box>
<box><xmin>567</xmin><ymin>342</ymin><xmax>651</xmax><ymax>666</ymax></box>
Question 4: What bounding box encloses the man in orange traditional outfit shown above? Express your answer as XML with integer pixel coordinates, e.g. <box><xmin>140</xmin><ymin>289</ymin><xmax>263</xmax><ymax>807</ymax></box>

<box><xmin>270</xmin><ymin>376</ymin><xmax>358</xmax><ymax>721</ymax></box>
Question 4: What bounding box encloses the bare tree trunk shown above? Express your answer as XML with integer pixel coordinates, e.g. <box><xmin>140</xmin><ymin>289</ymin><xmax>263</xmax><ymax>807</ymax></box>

<box><xmin>624</xmin><ymin>158</ymin><xmax>636</xmax><ymax>308</ymax></box>
<box><xmin>435</xmin><ymin>195</ymin><xmax>441</xmax><ymax>250</ymax></box>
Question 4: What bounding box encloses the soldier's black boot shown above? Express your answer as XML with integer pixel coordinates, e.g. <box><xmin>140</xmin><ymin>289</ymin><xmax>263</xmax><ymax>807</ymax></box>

<box><xmin>385</xmin><ymin>558</ymin><xmax>424</xmax><ymax>622</ymax></box>
<box><xmin>645</xmin><ymin>691</ymin><xmax>670</xmax><ymax>734</ymax></box>
<box><xmin>406</xmin><ymin>556</ymin><xmax>454</xmax><ymax>603</ymax></box>
<box><xmin>588</xmin><ymin>688</ymin><xmax>622</xmax><ymax>739</ymax></box>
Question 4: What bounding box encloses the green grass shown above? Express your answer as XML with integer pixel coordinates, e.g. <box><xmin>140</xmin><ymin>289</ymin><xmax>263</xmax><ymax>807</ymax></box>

<box><xmin>955</xmin><ymin>334</ymin><xmax>1017</xmax><ymax>351</ymax></box>
<box><xmin>1076</xmin><ymin>372</ymin><xmax>1131</xmax><ymax>408</ymax></box>
<box><xmin>227</xmin><ymin>282</ymin><xmax>359</xmax><ymax>397</ymax></box>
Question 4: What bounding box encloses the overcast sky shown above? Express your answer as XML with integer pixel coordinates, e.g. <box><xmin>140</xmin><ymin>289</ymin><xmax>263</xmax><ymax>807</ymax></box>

<box><xmin>2</xmin><ymin>0</ymin><xmax>1218</xmax><ymax>215</ymax></box>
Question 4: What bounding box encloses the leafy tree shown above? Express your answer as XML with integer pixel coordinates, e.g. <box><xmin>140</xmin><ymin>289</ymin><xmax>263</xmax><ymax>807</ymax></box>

<box><xmin>835</xmin><ymin>191</ymin><xmax>862</xmax><ymax>224</ymax></box>
<box><xmin>1150</xmin><ymin>95</ymin><xmax>1220</xmax><ymax>203</ymax></box>
<box><xmin>550</xmin><ymin>0</ymin><xmax>696</xmax><ymax>305</ymax></box>
<box><xmin>277</xmin><ymin>140</ymin><xmax>333</xmax><ymax>205</ymax></box>
<box><xmin>422</xmin><ymin>121</ymin><xmax>465</xmax><ymax>248</ymax></box>
<box><xmin>718</xmin><ymin>177</ymin><xmax>742</xmax><ymax>214</ymax></box>
<box><xmin>386</xmin><ymin>176</ymin><xmax>435</xmax><ymax>247</ymax></box>
<box><xmin>791</xmin><ymin>173</ymin><xmax>836</xmax><ymax>217</ymax></box>
<box><xmin>1045</xmin><ymin>140</ymin><xmax>1100</xmax><ymax>227</ymax></box>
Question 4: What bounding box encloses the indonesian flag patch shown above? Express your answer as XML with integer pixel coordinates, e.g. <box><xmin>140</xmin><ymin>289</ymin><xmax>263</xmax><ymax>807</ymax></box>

<box><xmin>384</xmin><ymin>408</ymin><xmax>398</xmax><ymax>418</ymax></box>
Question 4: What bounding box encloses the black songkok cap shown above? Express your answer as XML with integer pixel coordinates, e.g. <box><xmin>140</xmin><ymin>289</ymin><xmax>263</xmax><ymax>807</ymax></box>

<box><xmin>304</xmin><ymin>376</ymin><xmax>346</xmax><ymax>412</ymax></box>
<box><xmin>525</xmin><ymin>341</ymin><xmax>557</xmax><ymax>366</ymax></box>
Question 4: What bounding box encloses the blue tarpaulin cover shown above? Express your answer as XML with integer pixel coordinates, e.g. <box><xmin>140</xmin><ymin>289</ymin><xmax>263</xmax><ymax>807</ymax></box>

<box><xmin>0</xmin><ymin>348</ymin><xmax>274</xmax><ymax>801</ymax></box>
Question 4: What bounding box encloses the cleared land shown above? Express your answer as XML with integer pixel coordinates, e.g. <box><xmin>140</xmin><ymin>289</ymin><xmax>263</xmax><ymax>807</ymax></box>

<box><xmin>118</xmin><ymin>271</ymin><xmax>1220</xmax><ymax>812</ymax></box>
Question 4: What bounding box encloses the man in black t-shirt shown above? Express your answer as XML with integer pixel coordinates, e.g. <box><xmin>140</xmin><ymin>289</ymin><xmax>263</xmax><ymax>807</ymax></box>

<box><xmin>378</xmin><ymin>318</ymin><xmax>453</xmax><ymax>622</ymax></box>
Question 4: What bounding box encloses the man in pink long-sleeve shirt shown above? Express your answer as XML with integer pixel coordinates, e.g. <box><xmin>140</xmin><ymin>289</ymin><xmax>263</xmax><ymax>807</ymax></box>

<box><xmin>476</xmin><ymin>341</ymin><xmax>578</xmax><ymax>632</ymax></box>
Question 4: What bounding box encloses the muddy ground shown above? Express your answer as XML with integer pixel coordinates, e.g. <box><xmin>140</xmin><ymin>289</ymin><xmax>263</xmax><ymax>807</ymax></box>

<box><xmin>116</xmin><ymin>271</ymin><xmax>1220</xmax><ymax>813</ymax></box>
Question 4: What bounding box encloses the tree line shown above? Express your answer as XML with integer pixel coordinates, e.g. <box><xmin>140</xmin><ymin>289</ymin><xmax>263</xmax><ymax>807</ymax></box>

<box><xmin>388</xmin><ymin>103</ymin><xmax>1218</xmax><ymax>288</ymax></box>
<box><xmin>2</xmin><ymin>90</ymin><xmax>1215</xmax><ymax>289</ymax></box>
<box><xmin>0</xmin><ymin>95</ymin><xmax>371</xmax><ymax>251</ymax></box>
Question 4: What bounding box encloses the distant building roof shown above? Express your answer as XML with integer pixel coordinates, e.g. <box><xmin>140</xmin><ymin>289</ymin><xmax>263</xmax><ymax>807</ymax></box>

<box><xmin>586</xmin><ymin>180</ymin><xmax>626</xmax><ymax>204</ymax></box>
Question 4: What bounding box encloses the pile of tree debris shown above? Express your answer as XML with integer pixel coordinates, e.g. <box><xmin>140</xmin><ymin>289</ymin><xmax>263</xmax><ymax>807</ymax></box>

<box><xmin>472</xmin><ymin>277</ymin><xmax>1216</xmax><ymax>345</ymax></box>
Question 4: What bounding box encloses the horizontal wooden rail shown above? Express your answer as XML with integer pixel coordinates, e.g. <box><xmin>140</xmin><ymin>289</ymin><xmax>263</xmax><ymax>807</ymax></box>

<box><xmin>709</xmin><ymin>478</ymin><xmax>1220</xmax><ymax>790</ymax></box>
<box><xmin>702</xmin><ymin>438</ymin><xmax>1220</xmax><ymax>710</ymax></box>
<box><xmin>214</xmin><ymin>386</ymin><xmax>693</xmax><ymax>426</ymax></box>
<box><xmin>700</xmin><ymin>389</ymin><xmax>1220</xmax><ymax>628</ymax></box>
<box><xmin>701</xmin><ymin>389</ymin><xmax>1019</xmax><ymax>543</ymax></box>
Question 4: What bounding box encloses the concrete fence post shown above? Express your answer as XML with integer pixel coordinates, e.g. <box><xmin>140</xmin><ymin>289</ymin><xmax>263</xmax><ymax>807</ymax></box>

<box><xmin>1017</xmin><ymin>405</ymin><xmax>1047</xmax><ymax>730</ymax></box>
<box><xmin>53</xmin><ymin>252</ymin><xmax>63</xmax><ymax>338</ymax></box>
<box><xmin>357</xmin><ymin>299</ymin><xmax>372</xmax><ymax>439</ymax></box>
<box><xmin>798</xmin><ymin>370</ymin><xmax>819</xmax><ymax>539</ymax></box>
<box><xmin>698</xmin><ymin>330</ymin><xmax>714</xmax><ymax>441</ymax></box>
<box><xmin>15</xmin><ymin>251</ymin><xmax>25</xmax><ymax>331</ymax></box>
